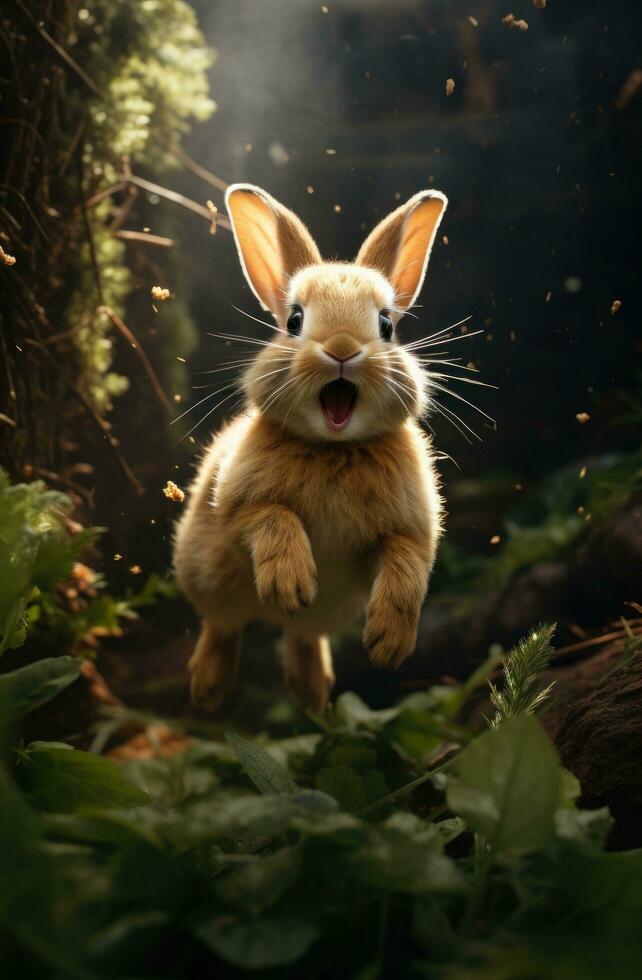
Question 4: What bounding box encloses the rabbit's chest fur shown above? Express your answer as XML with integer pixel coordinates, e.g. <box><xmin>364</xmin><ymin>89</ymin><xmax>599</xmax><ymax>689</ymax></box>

<box><xmin>174</xmin><ymin>411</ymin><xmax>441</xmax><ymax>631</ymax></box>
<box><xmin>218</xmin><ymin>413</ymin><xmax>439</xmax><ymax>550</ymax></box>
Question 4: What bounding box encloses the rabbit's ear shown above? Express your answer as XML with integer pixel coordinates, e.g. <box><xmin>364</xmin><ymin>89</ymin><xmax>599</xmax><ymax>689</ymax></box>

<box><xmin>225</xmin><ymin>184</ymin><xmax>322</xmax><ymax>313</ymax></box>
<box><xmin>356</xmin><ymin>190</ymin><xmax>447</xmax><ymax>310</ymax></box>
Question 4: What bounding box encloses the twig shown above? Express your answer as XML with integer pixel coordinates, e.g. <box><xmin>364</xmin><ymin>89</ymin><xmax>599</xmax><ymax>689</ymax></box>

<box><xmin>14</xmin><ymin>0</ymin><xmax>102</xmax><ymax>98</ymax></box>
<box><xmin>554</xmin><ymin>623</ymin><xmax>642</xmax><ymax>657</ymax></box>
<box><xmin>115</xmin><ymin>230</ymin><xmax>175</xmax><ymax>247</ymax></box>
<box><xmin>71</xmin><ymin>384</ymin><xmax>144</xmax><ymax>496</ymax></box>
<box><xmin>117</xmin><ymin>172</ymin><xmax>232</xmax><ymax>230</ymax></box>
<box><xmin>85</xmin><ymin>181</ymin><xmax>128</xmax><ymax>210</ymax></box>
<box><xmin>165</xmin><ymin>141</ymin><xmax>229</xmax><ymax>193</ymax></box>
<box><xmin>99</xmin><ymin>306</ymin><xmax>173</xmax><ymax>416</ymax></box>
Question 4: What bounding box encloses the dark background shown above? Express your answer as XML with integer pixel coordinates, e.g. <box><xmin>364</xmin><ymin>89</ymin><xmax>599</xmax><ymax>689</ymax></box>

<box><xmin>180</xmin><ymin>0</ymin><xmax>639</xmax><ymax>466</ymax></box>
<box><xmin>109</xmin><ymin>0</ymin><xmax>641</xmax><ymax>585</ymax></box>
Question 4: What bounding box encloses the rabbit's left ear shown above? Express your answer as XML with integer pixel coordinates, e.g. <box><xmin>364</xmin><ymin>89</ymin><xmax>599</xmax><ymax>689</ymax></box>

<box><xmin>225</xmin><ymin>183</ymin><xmax>322</xmax><ymax>314</ymax></box>
<box><xmin>356</xmin><ymin>190</ymin><xmax>447</xmax><ymax>310</ymax></box>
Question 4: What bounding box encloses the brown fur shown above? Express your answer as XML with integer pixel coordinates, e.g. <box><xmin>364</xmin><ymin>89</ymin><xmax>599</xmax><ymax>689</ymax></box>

<box><xmin>173</xmin><ymin>184</ymin><xmax>448</xmax><ymax>713</ymax></box>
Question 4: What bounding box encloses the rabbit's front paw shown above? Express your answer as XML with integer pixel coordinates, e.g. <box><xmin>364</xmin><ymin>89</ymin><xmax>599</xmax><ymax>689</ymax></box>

<box><xmin>363</xmin><ymin>600</ymin><xmax>418</xmax><ymax>669</ymax></box>
<box><xmin>254</xmin><ymin>539</ymin><xmax>318</xmax><ymax>615</ymax></box>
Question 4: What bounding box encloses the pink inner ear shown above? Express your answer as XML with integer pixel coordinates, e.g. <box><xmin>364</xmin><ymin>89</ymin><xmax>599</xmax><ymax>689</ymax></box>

<box><xmin>391</xmin><ymin>198</ymin><xmax>445</xmax><ymax>308</ymax></box>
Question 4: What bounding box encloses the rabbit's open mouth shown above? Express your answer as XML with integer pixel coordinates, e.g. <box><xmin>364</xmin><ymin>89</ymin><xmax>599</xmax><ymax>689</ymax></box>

<box><xmin>320</xmin><ymin>379</ymin><xmax>358</xmax><ymax>431</ymax></box>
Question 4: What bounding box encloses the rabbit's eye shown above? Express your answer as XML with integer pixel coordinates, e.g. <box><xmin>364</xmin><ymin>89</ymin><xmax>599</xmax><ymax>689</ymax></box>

<box><xmin>379</xmin><ymin>311</ymin><xmax>393</xmax><ymax>341</ymax></box>
<box><xmin>287</xmin><ymin>304</ymin><xmax>303</xmax><ymax>336</ymax></box>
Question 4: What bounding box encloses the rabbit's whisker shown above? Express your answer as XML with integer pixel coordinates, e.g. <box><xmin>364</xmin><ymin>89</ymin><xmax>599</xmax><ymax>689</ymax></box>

<box><xmin>407</xmin><ymin>328</ymin><xmax>484</xmax><ymax>352</ymax></box>
<box><xmin>260</xmin><ymin>375</ymin><xmax>300</xmax><ymax>414</ymax></box>
<box><xmin>179</xmin><ymin>388</ymin><xmax>243</xmax><ymax>441</ymax></box>
<box><xmin>208</xmin><ymin>331</ymin><xmax>297</xmax><ymax>352</ymax></box>
<box><xmin>430</xmin><ymin>399</ymin><xmax>480</xmax><ymax>444</ymax></box>
<box><xmin>192</xmin><ymin>365</ymin><xmax>289</xmax><ymax>391</ymax></box>
<box><xmin>196</xmin><ymin>353</ymin><xmax>293</xmax><ymax>376</ymax></box>
<box><xmin>402</xmin><ymin>316</ymin><xmax>473</xmax><ymax>350</ymax></box>
<box><xmin>230</xmin><ymin>303</ymin><xmax>286</xmax><ymax>334</ymax></box>
<box><xmin>172</xmin><ymin>380</ymin><xmax>240</xmax><ymax>425</ymax></box>
<box><xmin>428</xmin><ymin>380</ymin><xmax>495</xmax><ymax>425</ymax></box>
<box><xmin>427</xmin><ymin>371</ymin><xmax>498</xmax><ymax>390</ymax></box>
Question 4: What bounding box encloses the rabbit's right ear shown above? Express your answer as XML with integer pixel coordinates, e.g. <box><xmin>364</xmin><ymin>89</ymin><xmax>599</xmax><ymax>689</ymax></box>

<box><xmin>225</xmin><ymin>184</ymin><xmax>322</xmax><ymax>314</ymax></box>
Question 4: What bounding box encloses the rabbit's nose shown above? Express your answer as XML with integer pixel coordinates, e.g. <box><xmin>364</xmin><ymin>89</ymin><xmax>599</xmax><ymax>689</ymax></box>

<box><xmin>322</xmin><ymin>333</ymin><xmax>362</xmax><ymax>364</ymax></box>
<box><xmin>324</xmin><ymin>349</ymin><xmax>360</xmax><ymax>364</ymax></box>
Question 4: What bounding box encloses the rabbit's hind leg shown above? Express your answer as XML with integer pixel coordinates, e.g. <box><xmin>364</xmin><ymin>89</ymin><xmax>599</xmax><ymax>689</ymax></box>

<box><xmin>283</xmin><ymin>633</ymin><xmax>335</xmax><ymax>716</ymax></box>
<box><xmin>188</xmin><ymin>622</ymin><xmax>240</xmax><ymax>712</ymax></box>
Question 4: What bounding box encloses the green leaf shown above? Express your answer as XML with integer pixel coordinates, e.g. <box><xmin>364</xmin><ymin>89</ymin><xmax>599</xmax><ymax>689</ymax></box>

<box><xmin>446</xmin><ymin>715</ymin><xmax>563</xmax><ymax>858</ymax></box>
<box><xmin>555</xmin><ymin>807</ymin><xmax>613</xmax><ymax>851</ymax></box>
<box><xmin>15</xmin><ymin>743</ymin><xmax>150</xmax><ymax>813</ymax></box>
<box><xmin>315</xmin><ymin>766</ymin><xmax>367</xmax><ymax>812</ymax></box>
<box><xmin>225</xmin><ymin>731</ymin><xmax>296</xmax><ymax>795</ymax></box>
<box><xmin>351</xmin><ymin>813</ymin><xmax>462</xmax><ymax>894</ymax></box>
<box><xmin>0</xmin><ymin>656</ymin><xmax>81</xmax><ymax>718</ymax></box>
<box><xmin>215</xmin><ymin>846</ymin><xmax>300</xmax><ymax>911</ymax></box>
<box><xmin>193</xmin><ymin>913</ymin><xmax>319</xmax><ymax>968</ymax></box>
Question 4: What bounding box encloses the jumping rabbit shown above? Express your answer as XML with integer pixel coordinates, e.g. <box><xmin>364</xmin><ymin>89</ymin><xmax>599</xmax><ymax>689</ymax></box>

<box><xmin>173</xmin><ymin>184</ymin><xmax>448</xmax><ymax>714</ymax></box>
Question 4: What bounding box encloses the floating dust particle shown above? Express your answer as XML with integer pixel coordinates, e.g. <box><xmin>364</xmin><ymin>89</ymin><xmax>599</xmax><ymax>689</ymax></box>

<box><xmin>321</xmin><ymin>3</ymin><xmax>329</xmax><ymax>12</ymax></box>
<box><xmin>244</xmin><ymin>142</ymin><xmax>253</xmax><ymax>152</ymax></box>
<box><xmin>334</xmin><ymin>204</ymin><xmax>342</xmax><ymax>213</ymax></box>
<box><xmin>174</xmin><ymin>394</ymin><xmax>182</xmax><ymax>403</ymax></box>
<box><xmin>579</xmin><ymin>465</ymin><xmax>587</xmax><ymax>479</ymax></box>
<box><xmin>577</xmin><ymin>505</ymin><xmax>585</xmax><ymax>515</ymax></box>
<box><xmin>394</xmin><ymin>191</ymin><xmax>401</xmax><ymax>201</ymax></box>
<box><xmin>610</xmin><ymin>299</ymin><xmax>622</xmax><ymax>315</ymax></box>
<box><xmin>151</xmin><ymin>286</ymin><xmax>170</xmax><ymax>301</ymax></box>
<box><xmin>502</xmin><ymin>13</ymin><xmax>528</xmax><ymax>29</ymax></box>
<box><xmin>176</xmin><ymin>356</ymin><xmax>186</xmax><ymax>363</ymax></box>
<box><xmin>533</xmin><ymin>0</ymin><xmax>546</xmax><ymax>7</ymax></box>
<box><xmin>490</xmin><ymin>534</ymin><xmax>501</xmax><ymax>545</ymax></box>
<box><xmin>129</xmin><ymin>565</ymin><xmax>142</xmax><ymax>575</ymax></box>
<box><xmin>545</xmin><ymin>290</ymin><xmax>552</xmax><ymax>302</ymax></box>
<box><xmin>326</xmin><ymin>148</ymin><xmax>337</xmax><ymax>155</ymax></box>
<box><xmin>468</xmin><ymin>15</ymin><xmax>479</xmax><ymax>27</ymax></box>
<box><xmin>515</xmin><ymin>483</ymin><xmax>523</xmax><ymax>491</ymax></box>
<box><xmin>614</xmin><ymin>69</ymin><xmax>642</xmax><ymax>110</ymax></box>
<box><xmin>576</xmin><ymin>412</ymin><xmax>590</xmax><ymax>424</ymax></box>
<box><xmin>0</xmin><ymin>246</ymin><xmax>16</xmax><ymax>266</ymax></box>
<box><xmin>206</xmin><ymin>199</ymin><xmax>218</xmax><ymax>235</ymax></box>
<box><xmin>466</xmin><ymin>361</ymin><xmax>478</xmax><ymax>371</ymax></box>
<box><xmin>163</xmin><ymin>480</ymin><xmax>185</xmax><ymax>503</ymax></box>
<box><xmin>307</xmin><ymin>185</ymin><xmax>315</xmax><ymax>194</ymax></box>
<box><xmin>510</xmin><ymin>330</ymin><xmax>516</xmax><ymax>341</ymax></box>
<box><xmin>114</xmin><ymin>554</ymin><xmax>122</xmax><ymax>561</ymax></box>
<box><xmin>442</xmin><ymin>234</ymin><xmax>449</xmax><ymax>245</ymax></box>
<box><xmin>446</xmin><ymin>78</ymin><xmax>456</xmax><ymax>96</ymax></box>
<box><xmin>143</xmin><ymin>226</ymin><xmax>151</xmax><ymax>233</ymax></box>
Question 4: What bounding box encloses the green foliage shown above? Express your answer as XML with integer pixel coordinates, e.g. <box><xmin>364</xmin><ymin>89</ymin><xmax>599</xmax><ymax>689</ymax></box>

<box><xmin>0</xmin><ymin>469</ymin><xmax>175</xmax><ymax>657</ymax></box>
<box><xmin>488</xmin><ymin>623</ymin><xmax>556</xmax><ymax>727</ymax></box>
<box><xmin>0</xmin><ymin>656</ymin><xmax>81</xmax><ymax>720</ymax></box>
<box><xmin>64</xmin><ymin>0</ymin><xmax>215</xmax><ymax>409</ymax></box>
<box><xmin>435</xmin><ymin>448</ymin><xmax>642</xmax><ymax>599</ymax></box>
<box><xmin>1</xmin><ymin>633</ymin><xmax>641</xmax><ymax>979</ymax></box>
<box><xmin>0</xmin><ymin>469</ymin><xmax>100</xmax><ymax>655</ymax></box>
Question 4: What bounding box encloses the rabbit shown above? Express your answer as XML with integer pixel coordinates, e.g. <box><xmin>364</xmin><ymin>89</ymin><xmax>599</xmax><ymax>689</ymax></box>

<box><xmin>173</xmin><ymin>183</ymin><xmax>448</xmax><ymax>714</ymax></box>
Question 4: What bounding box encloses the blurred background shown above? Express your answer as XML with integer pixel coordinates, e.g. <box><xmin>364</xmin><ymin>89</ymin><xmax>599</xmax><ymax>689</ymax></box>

<box><xmin>1</xmin><ymin>0</ymin><xmax>640</xmax><ymax>722</ymax></box>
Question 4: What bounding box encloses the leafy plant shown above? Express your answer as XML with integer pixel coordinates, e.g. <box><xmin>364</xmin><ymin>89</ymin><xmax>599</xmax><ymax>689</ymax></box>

<box><xmin>0</xmin><ymin>468</ymin><xmax>175</xmax><ymax>657</ymax></box>
<box><xmin>1</xmin><ymin>623</ymin><xmax>640</xmax><ymax>979</ymax></box>
<box><xmin>488</xmin><ymin>623</ymin><xmax>556</xmax><ymax>727</ymax></box>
